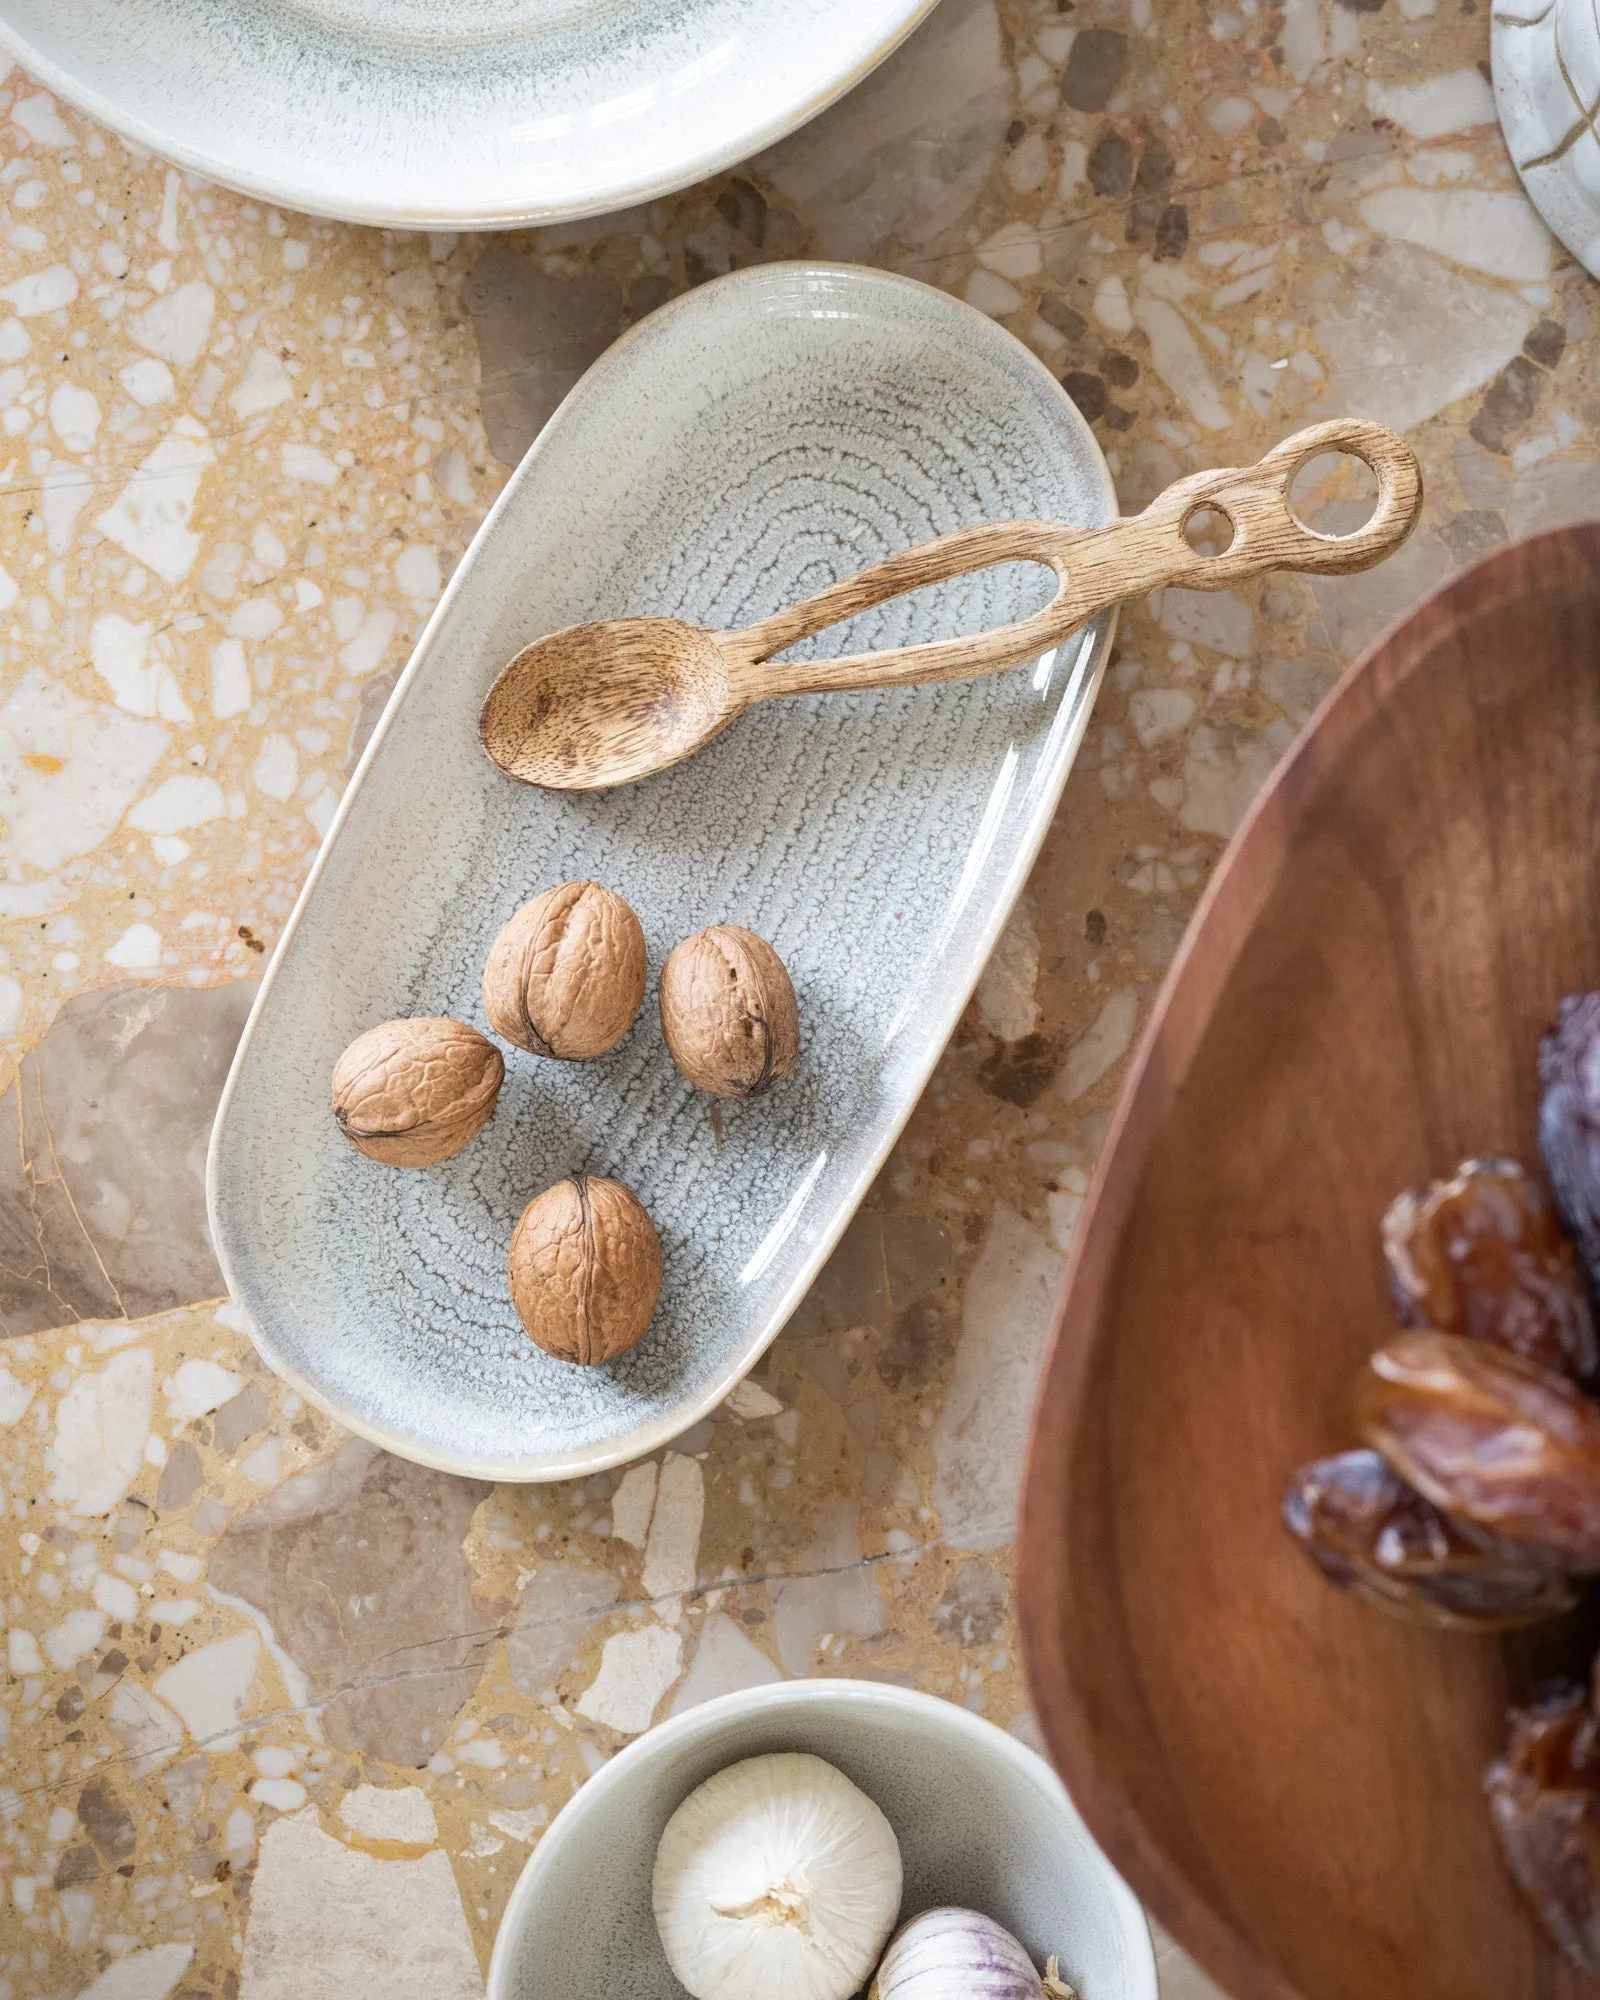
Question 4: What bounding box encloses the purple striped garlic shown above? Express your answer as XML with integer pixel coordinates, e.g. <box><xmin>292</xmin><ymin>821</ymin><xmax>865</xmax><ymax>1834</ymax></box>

<box><xmin>868</xmin><ymin>1907</ymin><xmax>1077</xmax><ymax>2000</ymax></box>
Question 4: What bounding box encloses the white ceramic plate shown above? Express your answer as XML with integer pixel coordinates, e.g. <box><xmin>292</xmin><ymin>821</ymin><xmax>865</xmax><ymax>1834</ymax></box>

<box><xmin>1493</xmin><ymin>0</ymin><xmax>1600</xmax><ymax>278</ymax></box>
<box><xmin>0</xmin><ymin>0</ymin><xmax>939</xmax><ymax>228</ymax></box>
<box><xmin>207</xmin><ymin>263</ymin><xmax>1116</xmax><ymax>1481</ymax></box>
<box><xmin>487</xmin><ymin>1681</ymin><xmax>1157</xmax><ymax>2000</ymax></box>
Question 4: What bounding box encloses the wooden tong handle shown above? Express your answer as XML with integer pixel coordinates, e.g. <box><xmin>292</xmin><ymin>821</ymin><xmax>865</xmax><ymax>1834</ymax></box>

<box><xmin>726</xmin><ymin>418</ymin><xmax>1421</xmax><ymax>700</ymax></box>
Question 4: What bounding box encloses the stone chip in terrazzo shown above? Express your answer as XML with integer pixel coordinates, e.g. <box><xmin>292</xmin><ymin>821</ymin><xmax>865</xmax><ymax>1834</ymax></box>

<box><xmin>77</xmin><ymin>1945</ymin><xmax>195</xmax><ymax>2000</ymax></box>
<box><xmin>770</xmin><ymin>1501</ymin><xmax>885</xmax><ymax>1673</ymax></box>
<box><xmin>640</xmin><ymin>1451</ymin><xmax>705</xmax><ymax>1601</ymax></box>
<box><xmin>608</xmin><ymin>1460</ymin><xmax>658</xmax><ymax>1548</ymax></box>
<box><xmin>932</xmin><ymin>1204</ymin><xmax>1065</xmax><ymax>1551</ymax></box>
<box><xmin>670</xmin><ymin>1611</ymin><xmax>785</xmax><ymax>1713</ymax></box>
<box><xmin>153</xmin><ymin>1629</ymin><xmax>261</xmax><ymax>1749</ymax></box>
<box><xmin>240</xmin><ymin>1816</ymin><xmax>482</xmax><ymax>2000</ymax></box>
<box><xmin>755</xmin><ymin>0</ymin><xmax>1010</xmax><ymax>261</ymax></box>
<box><xmin>338</xmin><ymin>1785</ymin><xmax>439</xmax><ymax>1846</ymax></box>
<box><xmin>507</xmin><ymin>1560</ymin><xmax>621</xmax><ymax>1695</ymax></box>
<box><xmin>575</xmin><ymin>1624</ymin><xmax>684</xmax><ymax>1735</ymax></box>
<box><xmin>208</xmin><ymin>1443</ymin><xmax>493</xmax><ymax>1764</ymax></box>
<box><xmin>47</xmin><ymin>1346</ymin><xmax>153</xmax><ymax>1516</ymax></box>
<box><xmin>0</xmin><ymin>981</ymin><xmax>255</xmax><ymax>1336</ymax></box>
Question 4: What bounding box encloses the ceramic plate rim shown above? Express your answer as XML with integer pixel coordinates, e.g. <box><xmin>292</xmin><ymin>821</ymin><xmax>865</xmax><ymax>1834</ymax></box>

<box><xmin>483</xmin><ymin>1677</ymin><xmax>1158</xmax><ymax>2000</ymax></box>
<box><xmin>205</xmin><ymin>261</ymin><xmax>1118</xmax><ymax>1482</ymax></box>
<box><xmin>0</xmin><ymin>2</ymin><xmax>943</xmax><ymax>229</ymax></box>
<box><xmin>1491</xmin><ymin>0</ymin><xmax>1600</xmax><ymax>280</ymax></box>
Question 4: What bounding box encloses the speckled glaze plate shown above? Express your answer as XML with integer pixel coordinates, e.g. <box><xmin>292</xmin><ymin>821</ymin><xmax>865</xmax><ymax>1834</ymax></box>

<box><xmin>207</xmin><ymin>264</ymin><xmax>1116</xmax><ymax>1480</ymax></box>
<box><xmin>1493</xmin><ymin>0</ymin><xmax>1600</xmax><ymax>278</ymax></box>
<box><xmin>0</xmin><ymin>0</ymin><xmax>938</xmax><ymax>229</ymax></box>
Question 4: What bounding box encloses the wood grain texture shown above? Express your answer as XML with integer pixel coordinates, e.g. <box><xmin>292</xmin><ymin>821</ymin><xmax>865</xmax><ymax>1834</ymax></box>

<box><xmin>480</xmin><ymin>417</ymin><xmax>1421</xmax><ymax>790</ymax></box>
<box><xmin>738</xmin><ymin>415</ymin><xmax>1421</xmax><ymax>695</ymax></box>
<box><xmin>1015</xmin><ymin>523</ymin><xmax>1600</xmax><ymax>2000</ymax></box>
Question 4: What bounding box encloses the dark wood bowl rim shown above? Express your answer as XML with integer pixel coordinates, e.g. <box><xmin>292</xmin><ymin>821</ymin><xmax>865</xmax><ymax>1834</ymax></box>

<box><xmin>1015</xmin><ymin>522</ymin><xmax>1600</xmax><ymax>2000</ymax></box>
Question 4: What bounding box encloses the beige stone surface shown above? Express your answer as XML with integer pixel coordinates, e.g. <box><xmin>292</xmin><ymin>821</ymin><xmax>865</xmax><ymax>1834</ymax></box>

<box><xmin>239</xmin><ymin>1816</ymin><xmax>482</xmax><ymax>2000</ymax></box>
<box><xmin>0</xmin><ymin>3</ymin><xmax>1587</xmax><ymax>1994</ymax></box>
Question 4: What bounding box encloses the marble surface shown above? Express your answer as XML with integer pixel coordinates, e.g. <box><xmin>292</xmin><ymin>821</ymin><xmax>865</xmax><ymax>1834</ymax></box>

<box><xmin>0</xmin><ymin>2</ymin><xmax>1594</xmax><ymax>1996</ymax></box>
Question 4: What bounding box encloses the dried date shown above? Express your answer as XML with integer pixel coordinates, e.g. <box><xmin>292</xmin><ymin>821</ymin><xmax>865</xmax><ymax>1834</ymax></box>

<box><xmin>1542</xmin><ymin>992</ymin><xmax>1600</xmax><ymax>1306</ymax></box>
<box><xmin>1487</xmin><ymin>1681</ymin><xmax>1600</xmax><ymax>1974</ymax></box>
<box><xmin>1355</xmin><ymin>1331</ymin><xmax>1600</xmax><ymax>1571</ymax></box>
<box><xmin>1282</xmin><ymin>1449</ymin><xmax>1578</xmax><ymax>1630</ymax></box>
<box><xmin>1382</xmin><ymin>1156</ymin><xmax>1596</xmax><ymax>1381</ymax></box>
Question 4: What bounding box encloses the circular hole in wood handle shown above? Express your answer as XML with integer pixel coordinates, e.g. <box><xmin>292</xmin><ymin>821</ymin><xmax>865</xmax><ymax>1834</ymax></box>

<box><xmin>1287</xmin><ymin>447</ymin><xmax>1379</xmax><ymax>537</ymax></box>
<box><xmin>1182</xmin><ymin>504</ymin><xmax>1236</xmax><ymax>558</ymax></box>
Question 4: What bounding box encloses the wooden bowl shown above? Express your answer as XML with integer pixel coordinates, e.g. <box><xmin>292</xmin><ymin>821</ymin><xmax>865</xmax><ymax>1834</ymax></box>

<box><xmin>1017</xmin><ymin>525</ymin><xmax>1600</xmax><ymax>2000</ymax></box>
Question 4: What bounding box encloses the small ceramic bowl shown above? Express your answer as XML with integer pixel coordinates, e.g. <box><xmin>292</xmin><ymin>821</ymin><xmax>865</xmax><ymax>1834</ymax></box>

<box><xmin>486</xmin><ymin>1679</ymin><xmax>1157</xmax><ymax>2000</ymax></box>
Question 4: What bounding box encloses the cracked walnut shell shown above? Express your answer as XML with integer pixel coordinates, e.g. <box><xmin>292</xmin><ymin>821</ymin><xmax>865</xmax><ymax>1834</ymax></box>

<box><xmin>331</xmin><ymin>1017</ymin><xmax>503</xmax><ymax>1166</ymax></box>
<box><xmin>482</xmin><ymin>880</ymin><xmax>647</xmax><ymax>1059</ymax></box>
<box><xmin>508</xmin><ymin>1174</ymin><xmax>663</xmax><ymax>1365</ymax></box>
<box><xmin>660</xmin><ymin>924</ymin><xmax>799</xmax><ymax>1098</ymax></box>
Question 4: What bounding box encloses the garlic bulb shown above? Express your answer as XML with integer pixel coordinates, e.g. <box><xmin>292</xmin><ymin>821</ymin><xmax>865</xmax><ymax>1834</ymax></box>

<box><xmin>652</xmin><ymin>1751</ymin><xmax>902</xmax><ymax>2000</ymax></box>
<box><xmin>869</xmin><ymin>1907</ymin><xmax>1076</xmax><ymax>2000</ymax></box>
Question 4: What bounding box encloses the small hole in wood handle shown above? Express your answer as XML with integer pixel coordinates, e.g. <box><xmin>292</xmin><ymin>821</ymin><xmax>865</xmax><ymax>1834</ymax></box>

<box><xmin>1182</xmin><ymin>505</ymin><xmax>1235</xmax><ymax>558</ymax></box>
<box><xmin>1288</xmin><ymin>448</ymin><xmax>1379</xmax><ymax>537</ymax></box>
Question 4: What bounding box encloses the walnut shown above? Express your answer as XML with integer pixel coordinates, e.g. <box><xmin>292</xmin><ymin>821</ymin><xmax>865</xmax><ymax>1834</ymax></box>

<box><xmin>482</xmin><ymin>880</ymin><xmax>646</xmax><ymax>1059</ymax></box>
<box><xmin>659</xmin><ymin>925</ymin><xmax>799</xmax><ymax>1098</ymax></box>
<box><xmin>508</xmin><ymin>1175</ymin><xmax>663</xmax><ymax>1365</ymax></box>
<box><xmin>331</xmin><ymin>1017</ymin><xmax>503</xmax><ymax>1166</ymax></box>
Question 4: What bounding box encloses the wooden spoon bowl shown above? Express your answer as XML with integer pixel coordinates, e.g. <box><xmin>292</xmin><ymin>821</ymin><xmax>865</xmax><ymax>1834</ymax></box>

<box><xmin>478</xmin><ymin>616</ymin><xmax>735</xmax><ymax>790</ymax></box>
<box><xmin>1017</xmin><ymin>525</ymin><xmax>1600</xmax><ymax>2000</ymax></box>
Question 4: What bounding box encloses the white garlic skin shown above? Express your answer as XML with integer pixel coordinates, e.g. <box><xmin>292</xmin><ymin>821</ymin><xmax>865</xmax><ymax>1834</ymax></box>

<box><xmin>652</xmin><ymin>1751</ymin><xmax>903</xmax><ymax>2000</ymax></box>
<box><xmin>869</xmin><ymin>1907</ymin><xmax>1046</xmax><ymax>2000</ymax></box>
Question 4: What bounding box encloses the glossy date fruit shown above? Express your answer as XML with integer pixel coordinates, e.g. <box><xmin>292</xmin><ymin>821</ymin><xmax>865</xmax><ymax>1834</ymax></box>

<box><xmin>1282</xmin><ymin>1449</ymin><xmax>1579</xmax><ymax>1629</ymax></box>
<box><xmin>1487</xmin><ymin>1681</ymin><xmax>1600</xmax><ymax>1975</ymax></box>
<box><xmin>1542</xmin><ymin>992</ymin><xmax>1600</xmax><ymax>1305</ymax></box>
<box><xmin>1355</xmin><ymin>1331</ymin><xmax>1600</xmax><ymax>1571</ymax></box>
<box><xmin>1382</xmin><ymin>1156</ymin><xmax>1596</xmax><ymax>1382</ymax></box>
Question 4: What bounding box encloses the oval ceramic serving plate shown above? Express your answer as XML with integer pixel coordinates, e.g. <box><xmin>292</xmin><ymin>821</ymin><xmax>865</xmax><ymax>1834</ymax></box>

<box><xmin>207</xmin><ymin>263</ymin><xmax>1116</xmax><ymax>1480</ymax></box>
<box><xmin>0</xmin><ymin>0</ymin><xmax>937</xmax><ymax>229</ymax></box>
